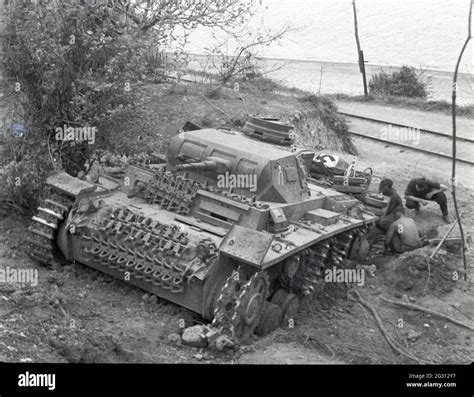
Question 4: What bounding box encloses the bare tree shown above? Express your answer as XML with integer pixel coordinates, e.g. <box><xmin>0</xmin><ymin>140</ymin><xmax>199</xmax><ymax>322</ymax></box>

<box><xmin>205</xmin><ymin>23</ymin><xmax>293</xmax><ymax>84</ymax></box>
<box><xmin>451</xmin><ymin>0</ymin><xmax>472</xmax><ymax>282</ymax></box>
<box><xmin>110</xmin><ymin>0</ymin><xmax>257</xmax><ymax>35</ymax></box>
<box><xmin>352</xmin><ymin>0</ymin><xmax>368</xmax><ymax>96</ymax></box>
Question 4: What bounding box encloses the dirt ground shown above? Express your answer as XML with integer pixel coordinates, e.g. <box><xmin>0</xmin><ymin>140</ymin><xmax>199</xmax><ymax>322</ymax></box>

<box><xmin>0</xmin><ymin>82</ymin><xmax>473</xmax><ymax>364</ymax></box>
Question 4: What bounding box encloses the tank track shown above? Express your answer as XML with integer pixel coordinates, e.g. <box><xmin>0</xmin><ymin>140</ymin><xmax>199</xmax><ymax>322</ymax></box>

<box><xmin>279</xmin><ymin>228</ymin><xmax>364</xmax><ymax>295</ymax></box>
<box><xmin>28</xmin><ymin>189</ymin><xmax>74</xmax><ymax>265</ymax></box>
<box><xmin>210</xmin><ymin>226</ymin><xmax>366</xmax><ymax>342</ymax></box>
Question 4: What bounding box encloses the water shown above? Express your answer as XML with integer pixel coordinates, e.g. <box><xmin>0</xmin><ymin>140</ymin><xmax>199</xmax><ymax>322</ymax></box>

<box><xmin>185</xmin><ymin>0</ymin><xmax>474</xmax><ymax>104</ymax></box>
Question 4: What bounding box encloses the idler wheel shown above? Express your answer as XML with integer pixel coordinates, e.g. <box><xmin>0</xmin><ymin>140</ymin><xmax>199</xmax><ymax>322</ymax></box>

<box><xmin>271</xmin><ymin>290</ymin><xmax>299</xmax><ymax>325</ymax></box>
<box><xmin>254</xmin><ymin>302</ymin><xmax>282</xmax><ymax>337</ymax></box>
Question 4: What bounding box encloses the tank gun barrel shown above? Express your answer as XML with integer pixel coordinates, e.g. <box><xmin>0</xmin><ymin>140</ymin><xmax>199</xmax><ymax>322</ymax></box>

<box><xmin>175</xmin><ymin>158</ymin><xmax>231</xmax><ymax>173</ymax></box>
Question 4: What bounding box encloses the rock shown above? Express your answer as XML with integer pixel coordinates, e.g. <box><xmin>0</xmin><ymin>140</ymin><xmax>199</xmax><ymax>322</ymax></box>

<box><xmin>393</xmin><ymin>291</ymin><xmax>402</xmax><ymax>299</ymax></box>
<box><xmin>47</xmin><ymin>276</ymin><xmax>63</xmax><ymax>286</ymax></box>
<box><xmin>62</xmin><ymin>264</ymin><xmax>73</xmax><ymax>272</ymax></box>
<box><xmin>167</xmin><ymin>333</ymin><xmax>181</xmax><ymax>345</ymax></box>
<box><xmin>443</xmin><ymin>285</ymin><xmax>453</xmax><ymax>293</ymax></box>
<box><xmin>214</xmin><ymin>335</ymin><xmax>234</xmax><ymax>351</ymax></box>
<box><xmin>181</xmin><ymin>325</ymin><xmax>207</xmax><ymax>348</ymax></box>
<box><xmin>407</xmin><ymin>330</ymin><xmax>422</xmax><ymax>342</ymax></box>
<box><xmin>149</xmin><ymin>295</ymin><xmax>158</xmax><ymax>304</ymax></box>
<box><xmin>408</xmin><ymin>296</ymin><xmax>416</xmax><ymax>303</ymax></box>
<box><xmin>408</xmin><ymin>265</ymin><xmax>419</xmax><ymax>276</ymax></box>
<box><xmin>29</xmin><ymin>292</ymin><xmax>44</xmax><ymax>304</ymax></box>
<box><xmin>11</xmin><ymin>290</ymin><xmax>23</xmax><ymax>299</ymax></box>
<box><xmin>415</xmin><ymin>261</ymin><xmax>428</xmax><ymax>271</ymax></box>
<box><xmin>194</xmin><ymin>353</ymin><xmax>203</xmax><ymax>361</ymax></box>
<box><xmin>142</xmin><ymin>293</ymin><xmax>150</xmax><ymax>302</ymax></box>
<box><xmin>402</xmin><ymin>294</ymin><xmax>409</xmax><ymax>303</ymax></box>
<box><xmin>0</xmin><ymin>284</ymin><xmax>20</xmax><ymax>294</ymax></box>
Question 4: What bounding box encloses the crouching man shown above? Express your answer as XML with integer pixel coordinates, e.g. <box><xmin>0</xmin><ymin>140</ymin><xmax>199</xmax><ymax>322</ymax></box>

<box><xmin>404</xmin><ymin>177</ymin><xmax>450</xmax><ymax>223</ymax></box>
<box><xmin>376</xmin><ymin>178</ymin><xmax>405</xmax><ymax>232</ymax></box>
<box><xmin>385</xmin><ymin>209</ymin><xmax>421</xmax><ymax>254</ymax></box>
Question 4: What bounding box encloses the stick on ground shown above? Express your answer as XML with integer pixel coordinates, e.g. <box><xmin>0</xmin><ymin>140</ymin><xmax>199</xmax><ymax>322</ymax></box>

<box><xmin>348</xmin><ymin>290</ymin><xmax>430</xmax><ymax>364</ymax></box>
<box><xmin>380</xmin><ymin>296</ymin><xmax>474</xmax><ymax>331</ymax></box>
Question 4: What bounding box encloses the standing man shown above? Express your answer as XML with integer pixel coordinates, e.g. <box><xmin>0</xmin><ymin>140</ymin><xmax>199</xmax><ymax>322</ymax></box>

<box><xmin>404</xmin><ymin>177</ymin><xmax>450</xmax><ymax>223</ymax></box>
<box><xmin>385</xmin><ymin>209</ymin><xmax>421</xmax><ymax>254</ymax></box>
<box><xmin>376</xmin><ymin>178</ymin><xmax>405</xmax><ymax>231</ymax></box>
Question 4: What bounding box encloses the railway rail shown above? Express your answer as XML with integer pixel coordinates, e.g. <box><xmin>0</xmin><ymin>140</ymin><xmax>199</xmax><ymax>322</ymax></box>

<box><xmin>341</xmin><ymin>112</ymin><xmax>474</xmax><ymax>166</ymax></box>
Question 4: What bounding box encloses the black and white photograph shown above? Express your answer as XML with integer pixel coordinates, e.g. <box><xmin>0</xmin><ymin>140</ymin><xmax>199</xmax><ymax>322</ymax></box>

<box><xmin>0</xmin><ymin>0</ymin><xmax>472</xmax><ymax>394</ymax></box>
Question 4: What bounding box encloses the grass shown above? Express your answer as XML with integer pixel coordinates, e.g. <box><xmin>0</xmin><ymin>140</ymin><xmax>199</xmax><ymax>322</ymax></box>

<box><xmin>329</xmin><ymin>93</ymin><xmax>474</xmax><ymax>118</ymax></box>
<box><xmin>185</xmin><ymin>68</ymin><xmax>474</xmax><ymax>118</ymax></box>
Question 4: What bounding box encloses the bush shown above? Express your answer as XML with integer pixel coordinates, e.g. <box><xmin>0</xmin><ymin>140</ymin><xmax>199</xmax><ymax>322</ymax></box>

<box><xmin>0</xmin><ymin>1</ymin><xmax>145</xmax><ymax>211</ymax></box>
<box><xmin>368</xmin><ymin>66</ymin><xmax>430</xmax><ymax>99</ymax></box>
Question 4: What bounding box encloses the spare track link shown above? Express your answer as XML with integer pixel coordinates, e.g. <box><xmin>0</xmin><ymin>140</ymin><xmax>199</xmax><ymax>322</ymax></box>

<box><xmin>80</xmin><ymin>207</ymin><xmax>198</xmax><ymax>293</ymax></box>
<box><xmin>142</xmin><ymin>171</ymin><xmax>201</xmax><ymax>215</ymax></box>
<box><xmin>29</xmin><ymin>190</ymin><xmax>74</xmax><ymax>265</ymax></box>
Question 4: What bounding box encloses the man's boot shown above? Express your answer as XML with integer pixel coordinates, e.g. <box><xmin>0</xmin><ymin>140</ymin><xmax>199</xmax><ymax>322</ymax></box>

<box><xmin>442</xmin><ymin>214</ymin><xmax>452</xmax><ymax>223</ymax></box>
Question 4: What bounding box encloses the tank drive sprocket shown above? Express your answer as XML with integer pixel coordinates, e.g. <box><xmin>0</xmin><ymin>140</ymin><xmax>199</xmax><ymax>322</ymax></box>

<box><xmin>211</xmin><ymin>266</ymin><xmax>269</xmax><ymax>342</ymax></box>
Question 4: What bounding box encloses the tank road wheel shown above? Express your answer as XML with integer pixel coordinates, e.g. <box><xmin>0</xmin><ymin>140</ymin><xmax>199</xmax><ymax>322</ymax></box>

<box><xmin>232</xmin><ymin>272</ymin><xmax>269</xmax><ymax>341</ymax></box>
<box><xmin>254</xmin><ymin>302</ymin><xmax>282</xmax><ymax>337</ymax></box>
<box><xmin>348</xmin><ymin>228</ymin><xmax>370</xmax><ymax>260</ymax></box>
<box><xmin>28</xmin><ymin>190</ymin><xmax>74</xmax><ymax>266</ymax></box>
<box><xmin>270</xmin><ymin>289</ymin><xmax>299</xmax><ymax>326</ymax></box>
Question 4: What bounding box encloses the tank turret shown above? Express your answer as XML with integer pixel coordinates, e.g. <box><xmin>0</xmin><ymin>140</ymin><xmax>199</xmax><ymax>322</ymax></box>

<box><xmin>168</xmin><ymin>128</ymin><xmax>310</xmax><ymax>203</ymax></box>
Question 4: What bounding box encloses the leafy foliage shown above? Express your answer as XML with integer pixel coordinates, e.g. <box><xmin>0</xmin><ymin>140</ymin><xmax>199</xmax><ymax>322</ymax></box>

<box><xmin>368</xmin><ymin>66</ymin><xmax>430</xmax><ymax>99</ymax></box>
<box><xmin>0</xmin><ymin>0</ymin><xmax>258</xmax><ymax>212</ymax></box>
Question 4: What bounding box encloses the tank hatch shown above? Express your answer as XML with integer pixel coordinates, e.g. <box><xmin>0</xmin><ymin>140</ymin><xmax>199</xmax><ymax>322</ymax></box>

<box><xmin>242</xmin><ymin>115</ymin><xmax>295</xmax><ymax>146</ymax></box>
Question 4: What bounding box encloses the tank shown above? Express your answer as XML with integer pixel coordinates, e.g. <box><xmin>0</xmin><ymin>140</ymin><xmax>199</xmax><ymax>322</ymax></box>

<box><xmin>29</xmin><ymin>124</ymin><xmax>378</xmax><ymax>344</ymax></box>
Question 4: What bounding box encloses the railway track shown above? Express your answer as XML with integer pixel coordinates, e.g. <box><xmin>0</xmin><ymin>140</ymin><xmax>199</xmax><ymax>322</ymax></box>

<box><xmin>341</xmin><ymin>111</ymin><xmax>474</xmax><ymax>166</ymax></box>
